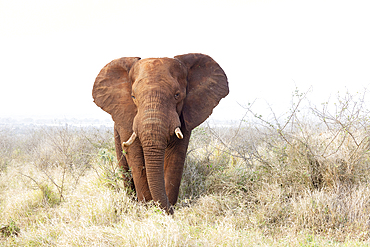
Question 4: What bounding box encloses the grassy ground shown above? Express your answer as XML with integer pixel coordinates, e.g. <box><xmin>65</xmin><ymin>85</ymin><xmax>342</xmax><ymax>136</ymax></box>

<box><xmin>2</xmin><ymin>93</ymin><xmax>370</xmax><ymax>246</ymax></box>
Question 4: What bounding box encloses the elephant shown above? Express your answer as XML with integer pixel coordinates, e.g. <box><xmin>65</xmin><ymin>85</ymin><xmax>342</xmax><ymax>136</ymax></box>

<box><xmin>92</xmin><ymin>53</ymin><xmax>229</xmax><ymax>214</ymax></box>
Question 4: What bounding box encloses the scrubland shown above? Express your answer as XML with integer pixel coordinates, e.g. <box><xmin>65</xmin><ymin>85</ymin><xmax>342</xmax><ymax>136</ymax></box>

<box><xmin>2</xmin><ymin>90</ymin><xmax>370</xmax><ymax>246</ymax></box>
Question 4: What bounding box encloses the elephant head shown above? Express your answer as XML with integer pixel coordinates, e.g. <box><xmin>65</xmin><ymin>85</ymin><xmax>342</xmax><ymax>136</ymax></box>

<box><xmin>92</xmin><ymin>53</ymin><xmax>229</xmax><ymax>213</ymax></box>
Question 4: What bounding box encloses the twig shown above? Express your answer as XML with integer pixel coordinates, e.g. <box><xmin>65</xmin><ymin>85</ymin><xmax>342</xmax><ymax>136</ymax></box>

<box><xmin>18</xmin><ymin>172</ymin><xmax>41</xmax><ymax>188</ymax></box>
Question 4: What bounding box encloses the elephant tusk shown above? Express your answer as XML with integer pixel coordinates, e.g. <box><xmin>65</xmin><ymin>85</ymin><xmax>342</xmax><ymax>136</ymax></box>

<box><xmin>122</xmin><ymin>132</ymin><xmax>137</xmax><ymax>147</ymax></box>
<box><xmin>175</xmin><ymin>127</ymin><xmax>183</xmax><ymax>139</ymax></box>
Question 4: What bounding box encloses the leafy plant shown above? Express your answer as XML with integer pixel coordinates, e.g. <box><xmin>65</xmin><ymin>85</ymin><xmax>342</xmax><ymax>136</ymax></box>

<box><xmin>0</xmin><ymin>220</ymin><xmax>20</xmax><ymax>237</ymax></box>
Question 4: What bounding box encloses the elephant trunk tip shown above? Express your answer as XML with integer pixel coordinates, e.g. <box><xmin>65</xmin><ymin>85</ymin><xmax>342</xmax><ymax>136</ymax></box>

<box><xmin>122</xmin><ymin>132</ymin><xmax>137</xmax><ymax>147</ymax></box>
<box><xmin>175</xmin><ymin>127</ymin><xmax>183</xmax><ymax>139</ymax></box>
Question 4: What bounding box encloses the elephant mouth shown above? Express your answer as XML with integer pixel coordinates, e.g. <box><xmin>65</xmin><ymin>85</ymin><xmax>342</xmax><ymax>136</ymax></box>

<box><xmin>122</xmin><ymin>127</ymin><xmax>183</xmax><ymax>147</ymax></box>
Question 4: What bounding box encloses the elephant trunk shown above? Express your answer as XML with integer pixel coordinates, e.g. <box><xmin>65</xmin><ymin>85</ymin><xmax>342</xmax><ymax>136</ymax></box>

<box><xmin>142</xmin><ymin>144</ymin><xmax>172</xmax><ymax>213</ymax></box>
<box><xmin>136</xmin><ymin>104</ymin><xmax>174</xmax><ymax>214</ymax></box>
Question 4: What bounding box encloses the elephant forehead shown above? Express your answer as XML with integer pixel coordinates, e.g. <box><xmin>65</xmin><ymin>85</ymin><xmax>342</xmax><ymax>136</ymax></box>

<box><xmin>134</xmin><ymin>58</ymin><xmax>169</xmax><ymax>72</ymax></box>
<box><xmin>133</xmin><ymin>58</ymin><xmax>186</xmax><ymax>78</ymax></box>
<box><xmin>132</xmin><ymin>76</ymin><xmax>177</xmax><ymax>96</ymax></box>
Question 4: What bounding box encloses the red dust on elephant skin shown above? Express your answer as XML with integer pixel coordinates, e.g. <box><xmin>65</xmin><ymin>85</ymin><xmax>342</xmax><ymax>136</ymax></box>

<box><xmin>92</xmin><ymin>53</ymin><xmax>229</xmax><ymax>214</ymax></box>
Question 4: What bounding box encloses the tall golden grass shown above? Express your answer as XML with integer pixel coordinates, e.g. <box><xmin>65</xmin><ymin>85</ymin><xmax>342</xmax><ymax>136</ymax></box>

<box><xmin>1</xmin><ymin>90</ymin><xmax>370</xmax><ymax>246</ymax></box>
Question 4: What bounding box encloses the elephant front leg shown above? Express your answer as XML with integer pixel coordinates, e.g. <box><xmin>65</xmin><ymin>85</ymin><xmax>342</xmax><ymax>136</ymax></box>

<box><xmin>164</xmin><ymin>129</ymin><xmax>191</xmax><ymax>206</ymax></box>
<box><xmin>115</xmin><ymin>125</ymin><xmax>152</xmax><ymax>201</ymax></box>
<box><xmin>125</xmin><ymin>142</ymin><xmax>152</xmax><ymax>202</ymax></box>
<box><xmin>114</xmin><ymin>126</ymin><xmax>134</xmax><ymax>190</ymax></box>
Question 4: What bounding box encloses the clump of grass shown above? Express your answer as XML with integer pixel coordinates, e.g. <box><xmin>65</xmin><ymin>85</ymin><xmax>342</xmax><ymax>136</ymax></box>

<box><xmin>0</xmin><ymin>220</ymin><xmax>20</xmax><ymax>238</ymax></box>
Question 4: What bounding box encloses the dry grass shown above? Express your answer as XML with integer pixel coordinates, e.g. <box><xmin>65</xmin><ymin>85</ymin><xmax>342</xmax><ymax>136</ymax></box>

<box><xmin>2</xmin><ymin>92</ymin><xmax>370</xmax><ymax>246</ymax></box>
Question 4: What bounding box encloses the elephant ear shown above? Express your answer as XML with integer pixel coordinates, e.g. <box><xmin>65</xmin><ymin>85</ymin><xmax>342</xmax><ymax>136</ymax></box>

<box><xmin>175</xmin><ymin>53</ymin><xmax>229</xmax><ymax>130</ymax></box>
<box><xmin>92</xmin><ymin>57</ymin><xmax>141</xmax><ymax>126</ymax></box>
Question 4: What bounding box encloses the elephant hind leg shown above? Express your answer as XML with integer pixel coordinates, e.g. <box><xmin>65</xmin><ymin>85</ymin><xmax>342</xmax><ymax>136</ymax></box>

<box><xmin>114</xmin><ymin>126</ymin><xmax>135</xmax><ymax>191</ymax></box>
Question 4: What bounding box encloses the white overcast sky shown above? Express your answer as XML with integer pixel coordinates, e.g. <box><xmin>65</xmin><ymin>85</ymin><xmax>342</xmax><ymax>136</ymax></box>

<box><xmin>1</xmin><ymin>0</ymin><xmax>370</xmax><ymax>121</ymax></box>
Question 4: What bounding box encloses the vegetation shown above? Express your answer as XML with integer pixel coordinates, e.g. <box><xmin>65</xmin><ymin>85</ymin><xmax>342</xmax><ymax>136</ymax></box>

<box><xmin>2</xmin><ymin>90</ymin><xmax>370</xmax><ymax>246</ymax></box>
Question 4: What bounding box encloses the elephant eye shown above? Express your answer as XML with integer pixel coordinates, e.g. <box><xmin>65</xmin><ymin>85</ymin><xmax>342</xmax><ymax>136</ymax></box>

<box><xmin>174</xmin><ymin>93</ymin><xmax>180</xmax><ymax>100</ymax></box>
<box><xmin>131</xmin><ymin>95</ymin><xmax>136</xmax><ymax>99</ymax></box>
